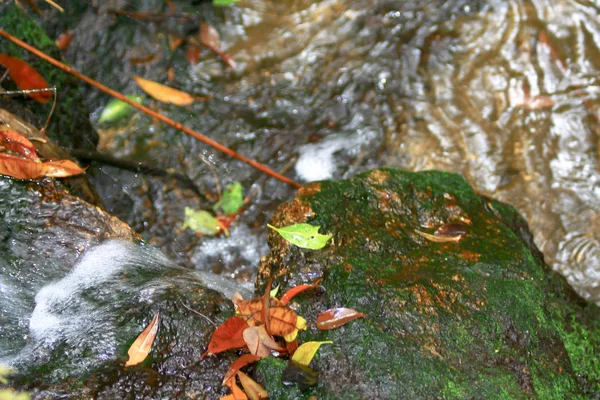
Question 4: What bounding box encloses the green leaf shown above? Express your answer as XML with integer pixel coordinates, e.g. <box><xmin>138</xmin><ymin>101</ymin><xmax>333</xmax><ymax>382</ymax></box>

<box><xmin>213</xmin><ymin>182</ymin><xmax>243</xmax><ymax>214</ymax></box>
<box><xmin>0</xmin><ymin>365</ymin><xmax>12</xmax><ymax>384</ymax></box>
<box><xmin>291</xmin><ymin>341</ymin><xmax>333</xmax><ymax>366</ymax></box>
<box><xmin>0</xmin><ymin>389</ymin><xmax>30</xmax><ymax>400</ymax></box>
<box><xmin>213</xmin><ymin>0</ymin><xmax>241</xmax><ymax>6</ymax></box>
<box><xmin>181</xmin><ymin>207</ymin><xmax>219</xmax><ymax>235</ymax></box>
<box><xmin>267</xmin><ymin>223</ymin><xmax>332</xmax><ymax>250</ymax></box>
<box><xmin>98</xmin><ymin>95</ymin><xmax>142</xmax><ymax>123</ymax></box>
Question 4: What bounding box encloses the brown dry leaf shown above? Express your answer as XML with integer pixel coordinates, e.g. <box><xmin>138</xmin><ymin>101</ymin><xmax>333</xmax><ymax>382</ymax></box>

<box><xmin>415</xmin><ymin>229</ymin><xmax>462</xmax><ymax>243</ymax></box>
<box><xmin>200</xmin><ymin>23</ymin><xmax>220</xmax><ymax>50</ymax></box>
<box><xmin>243</xmin><ymin>325</ymin><xmax>285</xmax><ymax>358</ymax></box>
<box><xmin>124</xmin><ymin>311</ymin><xmax>160</xmax><ymax>367</ymax></box>
<box><xmin>238</xmin><ymin>371</ymin><xmax>269</xmax><ymax>400</ymax></box>
<box><xmin>316</xmin><ymin>307</ymin><xmax>366</xmax><ymax>330</ymax></box>
<box><xmin>0</xmin><ymin>130</ymin><xmax>39</xmax><ymax>160</ymax></box>
<box><xmin>0</xmin><ymin>153</ymin><xmax>85</xmax><ymax>180</ymax></box>
<box><xmin>133</xmin><ymin>75</ymin><xmax>194</xmax><ymax>106</ymax></box>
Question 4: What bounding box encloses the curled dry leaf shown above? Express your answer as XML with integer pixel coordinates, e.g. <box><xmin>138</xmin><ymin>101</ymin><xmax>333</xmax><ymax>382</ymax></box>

<box><xmin>316</xmin><ymin>307</ymin><xmax>366</xmax><ymax>330</ymax></box>
<box><xmin>133</xmin><ymin>75</ymin><xmax>194</xmax><ymax>106</ymax></box>
<box><xmin>0</xmin><ymin>130</ymin><xmax>39</xmax><ymax>160</ymax></box>
<box><xmin>0</xmin><ymin>153</ymin><xmax>85</xmax><ymax>180</ymax></box>
<box><xmin>415</xmin><ymin>229</ymin><xmax>463</xmax><ymax>243</ymax></box>
<box><xmin>0</xmin><ymin>54</ymin><xmax>51</xmax><ymax>103</ymax></box>
<box><xmin>238</xmin><ymin>371</ymin><xmax>269</xmax><ymax>400</ymax></box>
<box><xmin>125</xmin><ymin>311</ymin><xmax>160</xmax><ymax>367</ymax></box>
<box><xmin>206</xmin><ymin>316</ymin><xmax>250</xmax><ymax>356</ymax></box>
<box><xmin>291</xmin><ymin>341</ymin><xmax>333</xmax><ymax>367</ymax></box>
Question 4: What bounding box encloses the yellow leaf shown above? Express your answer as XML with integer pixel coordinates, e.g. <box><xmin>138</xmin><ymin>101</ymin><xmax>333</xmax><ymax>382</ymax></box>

<box><xmin>124</xmin><ymin>311</ymin><xmax>160</xmax><ymax>367</ymax></box>
<box><xmin>282</xmin><ymin>315</ymin><xmax>306</xmax><ymax>343</ymax></box>
<box><xmin>237</xmin><ymin>371</ymin><xmax>269</xmax><ymax>400</ymax></box>
<box><xmin>133</xmin><ymin>75</ymin><xmax>194</xmax><ymax>106</ymax></box>
<box><xmin>291</xmin><ymin>341</ymin><xmax>333</xmax><ymax>366</ymax></box>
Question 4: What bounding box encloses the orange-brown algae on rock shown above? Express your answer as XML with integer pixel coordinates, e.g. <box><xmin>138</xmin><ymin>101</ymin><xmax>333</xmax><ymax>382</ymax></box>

<box><xmin>367</xmin><ymin>169</ymin><xmax>390</xmax><ymax>184</ymax></box>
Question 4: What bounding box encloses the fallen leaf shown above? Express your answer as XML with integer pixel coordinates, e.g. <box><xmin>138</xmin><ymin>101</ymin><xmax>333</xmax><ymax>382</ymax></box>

<box><xmin>213</xmin><ymin>182</ymin><xmax>243</xmax><ymax>214</ymax></box>
<box><xmin>181</xmin><ymin>207</ymin><xmax>220</xmax><ymax>235</ymax></box>
<box><xmin>55</xmin><ymin>31</ymin><xmax>74</xmax><ymax>51</ymax></box>
<box><xmin>223</xmin><ymin>354</ymin><xmax>261</xmax><ymax>385</ymax></box>
<box><xmin>0</xmin><ymin>130</ymin><xmax>39</xmax><ymax>160</ymax></box>
<box><xmin>434</xmin><ymin>223</ymin><xmax>468</xmax><ymax>238</ymax></box>
<box><xmin>269</xmin><ymin>284</ymin><xmax>279</xmax><ymax>298</ymax></box>
<box><xmin>238</xmin><ymin>371</ymin><xmax>269</xmax><ymax>400</ymax></box>
<box><xmin>0</xmin><ymin>54</ymin><xmax>51</xmax><ymax>103</ymax></box>
<box><xmin>316</xmin><ymin>307</ymin><xmax>366</xmax><ymax>330</ymax></box>
<box><xmin>98</xmin><ymin>95</ymin><xmax>142</xmax><ymax>123</ymax></box>
<box><xmin>291</xmin><ymin>341</ymin><xmax>333</xmax><ymax>366</ymax></box>
<box><xmin>125</xmin><ymin>311</ymin><xmax>160</xmax><ymax>367</ymax></box>
<box><xmin>206</xmin><ymin>316</ymin><xmax>250</xmax><ymax>355</ymax></box>
<box><xmin>221</xmin><ymin>379</ymin><xmax>248</xmax><ymax>400</ymax></box>
<box><xmin>415</xmin><ymin>229</ymin><xmax>463</xmax><ymax>243</ymax></box>
<box><xmin>129</xmin><ymin>53</ymin><xmax>157</xmax><ymax>65</ymax></box>
<box><xmin>133</xmin><ymin>75</ymin><xmax>194</xmax><ymax>106</ymax></box>
<box><xmin>213</xmin><ymin>0</ymin><xmax>241</xmax><ymax>6</ymax></box>
<box><xmin>267</xmin><ymin>223</ymin><xmax>332</xmax><ymax>250</ymax></box>
<box><xmin>243</xmin><ymin>325</ymin><xmax>285</xmax><ymax>358</ymax></box>
<box><xmin>0</xmin><ymin>153</ymin><xmax>85</xmax><ymax>180</ymax></box>
<box><xmin>282</xmin><ymin>360</ymin><xmax>318</xmax><ymax>390</ymax></box>
<box><xmin>200</xmin><ymin>23</ymin><xmax>220</xmax><ymax>50</ymax></box>
<box><xmin>280</xmin><ymin>279</ymin><xmax>321</xmax><ymax>305</ymax></box>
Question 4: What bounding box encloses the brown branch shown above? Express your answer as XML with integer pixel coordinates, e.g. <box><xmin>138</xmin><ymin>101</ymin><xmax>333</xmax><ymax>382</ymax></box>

<box><xmin>0</xmin><ymin>29</ymin><xmax>302</xmax><ymax>189</ymax></box>
<box><xmin>107</xmin><ymin>9</ymin><xmax>200</xmax><ymax>22</ymax></box>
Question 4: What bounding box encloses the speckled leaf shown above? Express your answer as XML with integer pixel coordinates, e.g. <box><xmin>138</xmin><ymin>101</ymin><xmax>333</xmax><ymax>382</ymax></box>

<box><xmin>267</xmin><ymin>223</ymin><xmax>331</xmax><ymax>250</ymax></box>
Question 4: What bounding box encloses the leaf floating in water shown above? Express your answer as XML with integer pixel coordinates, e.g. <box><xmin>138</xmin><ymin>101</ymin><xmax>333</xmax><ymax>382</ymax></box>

<box><xmin>181</xmin><ymin>207</ymin><xmax>220</xmax><ymax>235</ymax></box>
<box><xmin>98</xmin><ymin>95</ymin><xmax>142</xmax><ymax>123</ymax></box>
<box><xmin>125</xmin><ymin>311</ymin><xmax>160</xmax><ymax>367</ymax></box>
<box><xmin>237</xmin><ymin>371</ymin><xmax>269</xmax><ymax>400</ymax></box>
<box><xmin>316</xmin><ymin>307</ymin><xmax>366</xmax><ymax>330</ymax></box>
<box><xmin>214</xmin><ymin>182</ymin><xmax>244</xmax><ymax>214</ymax></box>
<box><xmin>415</xmin><ymin>229</ymin><xmax>463</xmax><ymax>243</ymax></box>
<box><xmin>133</xmin><ymin>75</ymin><xmax>194</xmax><ymax>106</ymax></box>
<box><xmin>291</xmin><ymin>341</ymin><xmax>333</xmax><ymax>366</ymax></box>
<box><xmin>267</xmin><ymin>223</ymin><xmax>332</xmax><ymax>250</ymax></box>
<box><xmin>0</xmin><ymin>54</ymin><xmax>51</xmax><ymax>103</ymax></box>
<box><xmin>0</xmin><ymin>153</ymin><xmax>85</xmax><ymax>180</ymax></box>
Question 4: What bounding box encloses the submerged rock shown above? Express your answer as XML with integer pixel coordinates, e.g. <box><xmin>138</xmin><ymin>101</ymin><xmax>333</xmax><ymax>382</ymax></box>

<box><xmin>255</xmin><ymin>168</ymin><xmax>600</xmax><ymax>399</ymax></box>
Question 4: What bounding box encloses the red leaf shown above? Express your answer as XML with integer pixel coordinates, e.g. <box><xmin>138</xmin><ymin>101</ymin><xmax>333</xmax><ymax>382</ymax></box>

<box><xmin>316</xmin><ymin>307</ymin><xmax>366</xmax><ymax>330</ymax></box>
<box><xmin>0</xmin><ymin>54</ymin><xmax>51</xmax><ymax>103</ymax></box>
<box><xmin>0</xmin><ymin>130</ymin><xmax>39</xmax><ymax>161</ymax></box>
<box><xmin>280</xmin><ymin>279</ymin><xmax>321</xmax><ymax>305</ymax></box>
<box><xmin>55</xmin><ymin>31</ymin><xmax>74</xmax><ymax>52</ymax></box>
<box><xmin>200</xmin><ymin>23</ymin><xmax>220</xmax><ymax>50</ymax></box>
<box><xmin>206</xmin><ymin>316</ymin><xmax>250</xmax><ymax>355</ymax></box>
<box><xmin>223</xmin><ymin>354</ymin><xmax>261</xmax><ymax>385</ymax></box>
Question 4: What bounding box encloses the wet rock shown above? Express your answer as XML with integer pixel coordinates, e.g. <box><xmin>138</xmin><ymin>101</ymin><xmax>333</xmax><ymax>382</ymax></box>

<box><xmin>255</xmin><ymin>168</ymin><xmax>600</xmax><ymax>399</ymax></box>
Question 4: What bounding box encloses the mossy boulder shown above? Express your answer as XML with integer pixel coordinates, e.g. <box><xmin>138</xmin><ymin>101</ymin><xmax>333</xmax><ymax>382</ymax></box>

<box><xmin>255</xmin><ymin>168</ymin><xmax>600</xmax><ymax>399</ymax></box>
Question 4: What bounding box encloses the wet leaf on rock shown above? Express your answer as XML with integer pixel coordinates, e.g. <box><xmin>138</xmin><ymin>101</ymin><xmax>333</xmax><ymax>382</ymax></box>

<box><xmin>133</xmin><ymin>75</ymin><xmax>194</xmax><ymax>106</ymax></box>
<box><xmin>0</xmin><ymin>54</ymin><xmax>51</xmax><ymax>103</ymax></box>
<box><xmin>243</xmin><ymin>325</ymin><xmax>285</xmax><ymax>358</ymax></box>
<box><xmin>267</xmin><ymin>223</ymin><xmax>332</xmax><ymax>250</ymax></box>
<box><xmin>282</xmin><ymin>360</ymin><xmax>318</xmax><ymax>390</ymax></box>
<box><xmin>98</xmin><ymin>95</ymin><xmax>142</xmax><ymax>123</ymax></box>
<box><xmin>415</xmin><ymin>229</ymin><xmax>463</xmax><ymax>243</ymax></box>
<box><xmin>280</xmin><ymin>279</ymin><xmax>321</xmax><ymax>305</ymax></box>
<box><xmin>237</xmin><ymin>371</ymin><xmax>269</xmax><ymax>400</ymax></box>
<box><xmin>291</xmin><ymin>341</ymin><xmax>333</xmax><ymax>366</ymax></box>
<box><xmin>0</xmin><ymin>130</ymin><xmax>39</xmax><ymax>160</ymax></box>
<box><xmin>214</xmin><ymin>182</ymin><xmax>243</xmax><ymax>214</ymax></box>
<box><xmin>223</xmin><ymin>354</ymin><xmax>261</xmax><ymax>385</ymax></box>
<box><xmin>316</xmin><ymin>307</ymin><xmax>366</xmax><ymax>330</ymax></box>
<box><xmin>206</xmin><ymin>316</ymin><xmax>250</xmax><ymax>356</ymax></box>
<box><xmin>0</xmin><ymin>153</ymin><xmax>85</xmax><ymax>180</ymax></box>
<box><xmin>125</xmin><ymin>311</ymin><xmax>160</xmax><ymax>367</ymax></box>
<box><xmin>181</xmin><ymin>207</ymin><xmax>220</xmax><ymax>235</ymax></box>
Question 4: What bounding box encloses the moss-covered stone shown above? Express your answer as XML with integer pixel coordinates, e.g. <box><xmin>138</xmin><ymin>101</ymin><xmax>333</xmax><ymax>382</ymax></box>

<box><xmin>255</xmin><ymin>168</ymin><xmax>600</xmax><ymax>399</ymax></box>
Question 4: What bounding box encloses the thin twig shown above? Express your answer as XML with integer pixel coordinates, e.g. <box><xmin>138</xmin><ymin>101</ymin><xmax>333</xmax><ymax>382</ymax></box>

<box><xmin>180</xmin><ymin>301</ymin><xmax>218</xmax><ymax>327</ymax></box>
<box><xmin>0</xmin><ymin>29</ymin><xmax>302</xmax><ymax>189</ymax></box>
<box><xmin>40</xmin><ymin>86</ymin><xmax>57</xmax><ymax>135</ymax></box>
<box><xmin>107</xmin><ymin>9</ymin><xmax>200</xmax><ymax>22</ymax></box>
<box><xmin>44</xmin><ymin>0</ymin><xmax>64</xmax><ymax>12</ymax></box>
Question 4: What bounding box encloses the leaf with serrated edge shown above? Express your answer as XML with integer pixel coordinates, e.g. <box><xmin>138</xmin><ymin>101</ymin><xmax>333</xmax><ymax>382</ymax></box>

<box><xmin>133</xmin><ymin>75</ymin><xmax>194</xmax><ymax>106</ymax></box>
<box><xmin>125</xmin><ymin>311</ymin><xmax>160</xmax><ymax>367</ymax></box>
<box><xmin>267</xmin><ymin>223</ymin><xmax>331</xmax><ymax>250</ymax></box>
<box><xmin>291</xmin><ymin>341</ymin><xmax>333</xmax><ymax>366</ymax></box>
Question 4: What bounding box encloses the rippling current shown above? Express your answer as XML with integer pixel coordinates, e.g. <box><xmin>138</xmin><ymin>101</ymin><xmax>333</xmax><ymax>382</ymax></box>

<box><xmin>55</xmin><ymin>0</ymin><xmax>600</xmax><ymax>302</ymax></box>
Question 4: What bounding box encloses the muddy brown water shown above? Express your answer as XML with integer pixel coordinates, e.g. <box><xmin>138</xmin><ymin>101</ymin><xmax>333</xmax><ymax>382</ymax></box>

<box><xmin>41</xmin><ymin>0</ymin><xmax>600</xmax><ymax>302</ymax></box>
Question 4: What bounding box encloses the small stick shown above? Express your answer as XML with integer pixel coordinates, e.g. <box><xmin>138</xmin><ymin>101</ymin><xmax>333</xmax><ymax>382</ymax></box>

<box><xmin>40</xmin><ymin>86</ymin><xmax>57</xmax><ymax>135</ymax></box>
<box><xmin>0</xmin><ymin>29</ymin><xmax>302</xmax><ymax>189</ymax></box>
<box><xmin>107</xmin><ymin>9</ymin><xmax>199</xmax><ymax>22</ymax></box>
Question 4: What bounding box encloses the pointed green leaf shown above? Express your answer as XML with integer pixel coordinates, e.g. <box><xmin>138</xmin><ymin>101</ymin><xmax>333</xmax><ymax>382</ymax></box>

<box><xmin>291</xmin><ymin>341</ymin><xmax>333</xmax><ymax>366</ymax></box>
<box><xmin>213</xmin><ymin>182</ymin><xmax>243</xmax><ymax>214</ymax></box>
<box><xmin>213</xmin><ymin>0</ymin><xmax>241</xmax><ymax>6</ymax></box>
<box><xmin>98</xmin><ymin>95</ymin><xmax>142</xmax><ymax>123</ymax></box>
<box><xmin>181</xmin><ymin>207</ymin><xmax>219</xmax><ymax>235</ymax></box>
<box><xmin>267</xmin><ymin>223</ymin><xmax>332</xmax><ymax>250</ymax></box>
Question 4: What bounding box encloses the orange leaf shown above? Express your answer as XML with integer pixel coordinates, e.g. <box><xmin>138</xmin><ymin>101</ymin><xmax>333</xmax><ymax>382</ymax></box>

<box><xmin>206</xmin><ymin>316</ymin><xmax>250</xmax><ymax>355</ymax></box>
<box><xmin>200</xmin><ymin>23</ymin><xmax>221</xmax><ymax>50</ymax></box>
<box><xmin>267</xmin><ymin>306</ymin><xmax>302</xmax><ymax>340</ymax></box>
<box><xmin>133</xmin><ymin>75</ymin><xmax>194</xmax><ymax>106</ymax></box>
<box><xmin>316</xmin><ymin>307</ymin><xmax>366</xmax><ymax>330</ymax></box>
<box><xmin>238</xmin><ymin>371</ymin><xmax>269</xmax><ymax>400</ymax></box>
<box><xmin>223</xmin><ymin>354</ymin><xmax>261</xmax><ymax>385</ymax></box>
<box><xmin>0</xmin><ymin>153</ymin><xmax>85</xmax><ymax>180</ymax></box>
<box><xmin>55</xmin><ymin>31</ymin><xmax>74</xmax><ymax>52</ymax></box>
<box><xmin>0</xmin><ymin>54</ymin><xmax>51</xmax><ymax>103</ymax></box>
<box><xmin>125</xmin><ymin>311</ymin><xmax>160</xmax><ymax>367</ymax></box>
<box><xmin>243</xmin><ymin>325</ymin><xmax>285</xmax><ymax>358</ymax></box>
<box><xmin>0</xmin><ymin>130</ymin><xmax>39</xmax><ymax>161</ymax></box>
<box><xmin>280</xmin><ymin>279</ymin><xmax>321</xmax><ymax>305</ymax></box>
<box><xmin>221</xmin><ymin>379</ymin><xmax>248</xmax><ymax>400</ymax></box>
